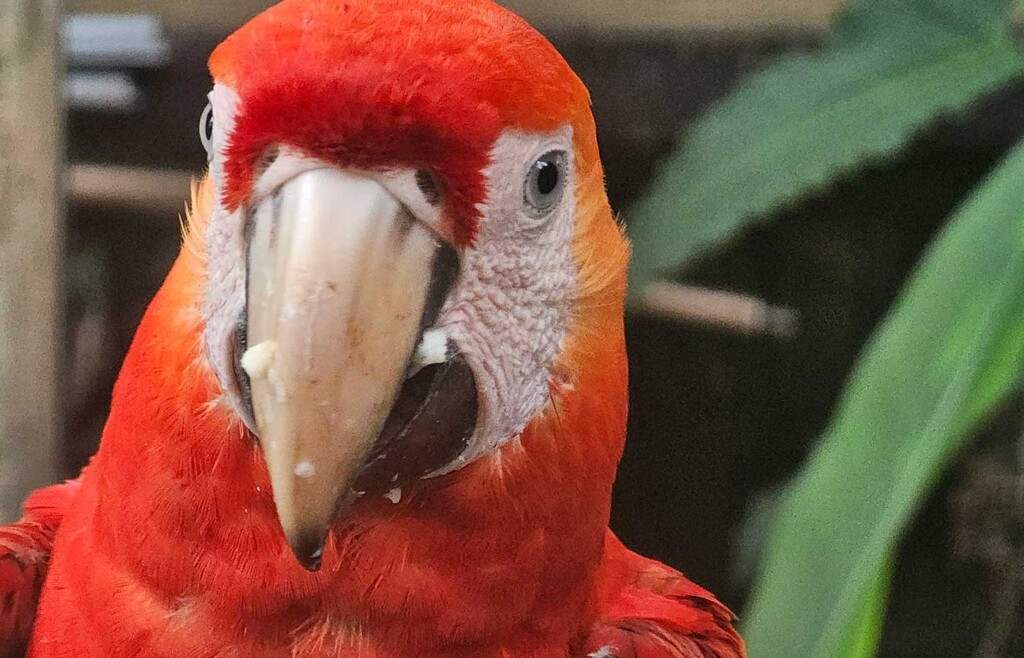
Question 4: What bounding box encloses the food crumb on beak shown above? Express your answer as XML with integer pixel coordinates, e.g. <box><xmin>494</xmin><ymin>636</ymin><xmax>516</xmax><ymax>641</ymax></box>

<box><xmin>294</xmin><ymin>460</ymin><xmax>316</xmax><ymax>479</ymax></box>
<box><xmin>410</xmin><ymin>328</ymin><xmax>448</xmax><ymax>374</ymax></box>
<box><xmin>384</xmin><ymin>487</ymin><xmax>402</xmax><ymax>504</ymax></box>
<box><xmin>241</xmin><ymin>340</ymin><xmax>277</xmax><ymax>380</ymax></box>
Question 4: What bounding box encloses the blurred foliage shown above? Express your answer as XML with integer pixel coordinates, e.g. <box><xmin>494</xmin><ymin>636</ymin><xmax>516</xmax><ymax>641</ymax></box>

<box><xmin>746</xmin><ymin>142</ymin><xmax>1024</xmax><ymax>657</ymax></box>
<box><xmin>627</xmin><ymin>0</ymin><xmax>1024</xmax><ymax>301</ymax></box>
<box><xmin>625</xmin><ymin>0</ymin><xmax>1024</xmax><ymax>656</ymax></box>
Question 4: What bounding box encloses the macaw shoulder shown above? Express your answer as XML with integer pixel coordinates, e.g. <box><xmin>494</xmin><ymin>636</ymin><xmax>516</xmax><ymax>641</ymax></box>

<box><xmin>0</xmin><ymin>479</ymin><xmax>80</xmax><ymax>657</ymax></box>
<box><xmin>582</xmin><ymin>532</ymin><xmax>746</xmax><ymax>658</ymax></box>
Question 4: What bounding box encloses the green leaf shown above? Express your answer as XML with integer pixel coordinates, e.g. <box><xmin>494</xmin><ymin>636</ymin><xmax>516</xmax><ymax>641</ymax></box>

<box><xmin>834</xmin><ymin>561</ymin><xmax>890</xmax><ymax>658</ymax></box>
<box><xmin>733</xmin><ymin>480</ymin><xmax>888</xmax><ymax>658</ymax></box>
<box><xmin>626</xmin><ymin>0</ymin><xmax>1024</xmax><ymax>302</ymax></box>
<box><xmin>740</xmin><ymin>140</ymin><xmax>1024</xmax><ymax>657</ymax></box>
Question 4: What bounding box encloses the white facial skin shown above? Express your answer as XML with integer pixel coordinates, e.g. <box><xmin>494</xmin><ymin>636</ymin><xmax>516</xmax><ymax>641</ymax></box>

<box><xmin>201</xmin><ymin>83</ymin><xmax>578</xmax><ymax>476</ymax></box>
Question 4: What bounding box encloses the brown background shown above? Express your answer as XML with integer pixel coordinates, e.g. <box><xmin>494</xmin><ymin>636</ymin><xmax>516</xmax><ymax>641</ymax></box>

<box><xmin>71</xmin><ymin>0</ymin><xmax>844</xmax><ymax>31</ymax></box>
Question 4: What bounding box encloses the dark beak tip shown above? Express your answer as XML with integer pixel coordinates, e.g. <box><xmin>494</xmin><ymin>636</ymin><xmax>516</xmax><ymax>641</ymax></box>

<box><xmin>291</xmin><ymin>530</ymin><xmax>326</xmax><ymax>571</ymax></box>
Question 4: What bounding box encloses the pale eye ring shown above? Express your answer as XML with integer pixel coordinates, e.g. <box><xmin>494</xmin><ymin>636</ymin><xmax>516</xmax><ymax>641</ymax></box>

<box><xmin>523</xmin><ymin>150</ymin><xmax>566</xmax><ymax>214</ymax></box>
<box><xmin>199</xmin><ymin>102</ymin><xmax>215</xmax><ymax>161</ymax></box>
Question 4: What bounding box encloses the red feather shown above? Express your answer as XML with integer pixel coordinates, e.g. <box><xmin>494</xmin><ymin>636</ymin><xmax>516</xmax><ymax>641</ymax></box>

<box><xmin>0</xmin><ymin>480</ymin><xmax>79</xmax><ymax>658</ymax></box>
<box><xmin>583</xmin><ymin>533</ymin><xmax>745</xmax><ymax>658</ymax></box>
<box><xmin>212</xmin><ymin>0</ymin><xmax>592</xmax><ymax>247</ymax></box>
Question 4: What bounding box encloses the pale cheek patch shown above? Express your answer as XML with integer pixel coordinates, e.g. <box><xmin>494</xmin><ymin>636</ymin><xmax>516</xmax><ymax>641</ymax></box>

<box><xmin>202</xmin><ymin>83</ymin><xmax>252</xmax><ymax>421</ymax></box>
<box><xmin>434</xmin><ymin>126</ymin><xmax>577</xmax><ymax>469</ymax></box>
<box><xmin>208</xmin><ymin>84</ymin><xmax>238</xmax><ymax>193</ymax></box>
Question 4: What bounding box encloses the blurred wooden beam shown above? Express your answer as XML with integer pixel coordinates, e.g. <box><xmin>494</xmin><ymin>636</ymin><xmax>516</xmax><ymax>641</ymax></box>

<box><xmin>69</xmin><ymin>0</ymin><xmax>273</xmax><ymax>28</ymax></box>
<box><xmin>641</xmin><ymin>282</ymin><xmax>799</xmax><ymax>337</ymax></box>
<box><xmin>505</xmin><ymin>0</ymin><xmax>841</xmax><ymax>32</ymax></box>
<box><xmin>70</xmin><ymin>0</ymin><xmax>844</xmax><ymax>32</ymax></box>
<box><xmin>0</xmin><ymin>0</ymin><xmax>62</xmax><ymax>521</ymax></box>
<box><xmin>69</xmin><ymin>164</ymin><xmax>194</xmax><ymax>216</ymax></box>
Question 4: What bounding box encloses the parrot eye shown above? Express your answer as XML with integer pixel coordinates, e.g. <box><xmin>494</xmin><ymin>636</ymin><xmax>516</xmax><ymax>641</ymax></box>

<box><xmin>199</xmin><ymin>102</ymin><xmax>215</xmax><ymax>161</ymax></box>
<box><xmin>524</xmin><ymin>150</ymin><xmax>566</xmax><ymax>214</ymax></box>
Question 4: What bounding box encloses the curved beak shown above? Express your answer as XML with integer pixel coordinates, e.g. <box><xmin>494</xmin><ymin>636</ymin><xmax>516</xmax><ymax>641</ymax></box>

<box><xmin>243</xmin><ymin>169</ymin><xmax>443</xmax><ymax>569</ymax></box>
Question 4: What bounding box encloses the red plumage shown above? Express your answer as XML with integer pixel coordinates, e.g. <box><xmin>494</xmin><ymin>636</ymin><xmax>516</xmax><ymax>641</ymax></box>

<box><xmin>0</xmin><ymin>481</ymin><xmax>78</xmax><ymax>658</ymax></box>
<box><xmin>583</xmin><ymin>534</ymin><xmax>744</xmax><ymax>658</ymax></box>
<box><xmin>1</xmin><ymin>1</ymin><xmax>746</xmax><ymax>656</ymax></box>
<box><xmin>214</xmin><ymin>0</ymin><xmax>592</xmax><ymax>246</ymax></box>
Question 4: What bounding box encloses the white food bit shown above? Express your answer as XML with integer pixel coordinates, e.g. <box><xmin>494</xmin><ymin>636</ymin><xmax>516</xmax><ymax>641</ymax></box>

<box><xmin>294</xmin><ymin>460</ymin><xmax>316</xmax><ymax>479</ymax></box>
<box><xmin>241</xmin><ymin>340</ymin><xmax>277</xmax><ymax>380</ymax></box>
<box><xmin>410</xmin><ymin>328</ymin><xmax>448</xmax><ymax>372</ymax></box>
<box><xmin>383</xmin><ymin>487</ymin><xmax>402</xmax><ymax>504</ymax></box>
<box><xmin>588</xmin><ymin>648</ymin><xmax>618</xmax><ymax>658</ymax></box>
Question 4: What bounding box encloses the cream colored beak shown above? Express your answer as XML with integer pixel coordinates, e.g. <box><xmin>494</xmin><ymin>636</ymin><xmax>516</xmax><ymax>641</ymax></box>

<box><xmin>243</xmin><ymin>169</ymin><xmax>441</xmax><ymax>569</ymax></box>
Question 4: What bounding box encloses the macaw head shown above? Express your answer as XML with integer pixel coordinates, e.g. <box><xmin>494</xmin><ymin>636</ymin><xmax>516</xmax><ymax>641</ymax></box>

<box><xmin>181</xmin><ymin>0</ymin><xmax>628</xmax><ymax>569</ymax></box>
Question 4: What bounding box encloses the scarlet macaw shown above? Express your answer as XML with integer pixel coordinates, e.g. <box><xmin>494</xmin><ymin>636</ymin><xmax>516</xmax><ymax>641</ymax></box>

<box><xmin>0</xmin><ymin>1</ymin><xmax>745</xmax><ymax>656</ymax></box>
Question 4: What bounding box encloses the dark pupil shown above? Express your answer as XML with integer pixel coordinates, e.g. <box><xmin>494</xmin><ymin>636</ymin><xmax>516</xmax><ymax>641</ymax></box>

<box><xmin>205</xmin><ymin>110</ymin><xmax>215</xmax><ymax>140</ymax></box>
<box><xmin>535</xmin><ymin>160</ymin><xmax>559</xmax><ymax>196</ymax></box>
